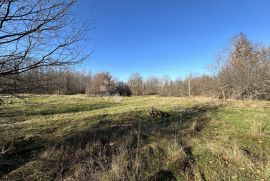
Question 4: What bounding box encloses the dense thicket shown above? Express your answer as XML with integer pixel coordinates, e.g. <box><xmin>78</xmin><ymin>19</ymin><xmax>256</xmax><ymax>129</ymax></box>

<box><xmin>215</xmin><ymin>33</ymin><xmax>270</xmax><ymax>100</ymax></box>
<box><xmin>1</xmin><ymin>33</ymin><xmax>270</xmax><ymax>100</ymax></box>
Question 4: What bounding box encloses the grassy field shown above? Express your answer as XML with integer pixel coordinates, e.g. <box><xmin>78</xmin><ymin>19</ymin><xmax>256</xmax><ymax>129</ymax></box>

<box><xmin>1</xmin><ymin>95</ymin><xmax>270</xmax><ymax>180</ymax></box>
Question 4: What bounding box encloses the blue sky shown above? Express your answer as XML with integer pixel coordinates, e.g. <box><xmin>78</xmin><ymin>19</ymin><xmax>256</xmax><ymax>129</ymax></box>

<box><xmin>77</xmin><ymin>0</ymin><xmax>270</xmax><ymax>80</ymax></box>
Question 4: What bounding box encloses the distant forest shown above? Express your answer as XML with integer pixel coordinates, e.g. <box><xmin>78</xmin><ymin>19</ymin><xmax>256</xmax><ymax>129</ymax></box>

<box><xmin>1</xmin><ymin>33</ymin><xmax>270</xmax><ymax>100</ymax></box>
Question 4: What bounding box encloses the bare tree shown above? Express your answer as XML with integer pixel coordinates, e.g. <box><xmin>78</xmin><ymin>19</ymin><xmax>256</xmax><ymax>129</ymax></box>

<box><xmin>159</xmin><ymin>76</ymin><xmax>174</xmax><ymax>96</ymax></box>
<box><xmin>128</xmin><ymin>73</ymin><xmax>143</xmax><ymax>96</ymax></box>
<box><xmin>0</xmin><ymin>0</ymin><xmax>89</xmax><ymax>93</ymax></box>
<box><xmin>187</xmin><ymin>72</ymin><xmax>191</xmax><ymax>98</ymax></box>
<box><xmin>144</xmin><ymin>76</ymin><xmax>160</xmax><ymax>95</ymax></box>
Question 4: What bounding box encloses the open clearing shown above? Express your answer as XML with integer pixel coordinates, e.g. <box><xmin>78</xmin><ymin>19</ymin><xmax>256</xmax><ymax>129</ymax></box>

<box><xmin>1</xmin><ymin>95</ymin><xmax>270</xmax><ymax>180</ymax></box>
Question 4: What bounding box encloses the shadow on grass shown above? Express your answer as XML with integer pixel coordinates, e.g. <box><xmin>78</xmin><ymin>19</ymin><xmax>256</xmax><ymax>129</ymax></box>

<box><xmin>29</xmin><ymin>102</ymin><xmax>117</xmax><ymax>116</ymax></box>
<box><xmin>0</xmin><ymin>136</ymin><xmax>49</xmax><ymax>177</ymax></box>
<box><xmin>1</xmin><ymin>104</ymin><xmax>220</xmax><ymax>180</ymax></box>
<box><xmin>0</xmin><ymin>102</ymin><xmax>116</xmax><ymax>125</ymax></box>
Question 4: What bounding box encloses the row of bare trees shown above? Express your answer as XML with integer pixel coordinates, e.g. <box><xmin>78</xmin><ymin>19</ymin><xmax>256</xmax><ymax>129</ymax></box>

<box><xmin>127</xmin><ymin>73</ymin><xmax>216</xmax><ymax>97</ymax></box>
<box><xmin>0</xmin><ymin>67</ymin><xmax>90</xmax><ymax>94</ymax></box>
<box><xmin>0</xmin><ymin>66</ymin><xmax>214</xmax><ymax>97</ymax></box>
<box><xmin>0</xmin><ymin>69</ymin><xmax>133</xmax><ymax>96</ymax></box>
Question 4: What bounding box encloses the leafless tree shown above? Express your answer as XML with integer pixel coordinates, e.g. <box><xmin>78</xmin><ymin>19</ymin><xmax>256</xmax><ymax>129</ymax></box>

<box><xmin>0</xmin><ymin>0</ymin><xmax>89</xmax><ymax>93</ymax></box>
<box><xmin>143</xmin><ymin>76</ymin><xmax>160</xmax><ymax>95</ymax></box>
<box><xmin>128</xmin><ymin>73</ymin><xmax>143</xmax><ymax>96</ymax></box>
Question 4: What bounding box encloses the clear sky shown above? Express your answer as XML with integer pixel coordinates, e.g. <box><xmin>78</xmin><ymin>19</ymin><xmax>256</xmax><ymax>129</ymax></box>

<box><xmin>77</xmin><ymin>0</ymin><xmax>270</xmax><ymax>80</ymax></box>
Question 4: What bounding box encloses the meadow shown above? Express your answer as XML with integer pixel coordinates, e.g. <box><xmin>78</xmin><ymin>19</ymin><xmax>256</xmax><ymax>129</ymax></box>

<box><xmin>0</xmin><ymin>95</ymin><xmax>270</xmax><ymax>180</ymax></box>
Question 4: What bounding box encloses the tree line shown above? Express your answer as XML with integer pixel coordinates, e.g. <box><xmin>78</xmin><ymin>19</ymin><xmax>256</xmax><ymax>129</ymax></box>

<box><xmin>0</xmin><ymin>0</ymin><xmax>269</xmax><ymax>100</ymax></box>
<box><xmin>1</xmin><ymin>1</ymin><xmax>270</xmax><ymax>100</ymax></box>
<box><xmin>2</xmin><ymin>33</ymin><xmax>270</xmax><ymax>100</ymax></box>
<box><xmin>0</xmin><ymin>66</ymin><xmax>216</xmax><ymax>97</ymax></box>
